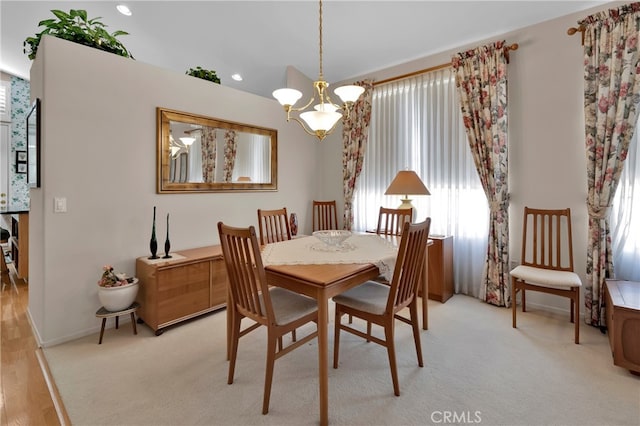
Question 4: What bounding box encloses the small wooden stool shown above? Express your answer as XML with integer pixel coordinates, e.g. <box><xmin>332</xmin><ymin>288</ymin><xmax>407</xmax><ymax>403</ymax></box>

<box><xmin>95</xmin><ymin>302</ymin><xmax>140</xmax><ymax>344</ymax></box>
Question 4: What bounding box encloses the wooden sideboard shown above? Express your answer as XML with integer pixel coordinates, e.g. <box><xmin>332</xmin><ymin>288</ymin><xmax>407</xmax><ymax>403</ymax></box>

<box><xmin>604</xmin><ymin>279</ymin><xmax>640</xmax><ymax>375</ymax></box>
<box><xmin>427</xmin><ymin>235</ymin><xmax>454</xmax><ymax>303</ymax></box>
<box><xmin>135</xmin><ymin>245</ymin><xmax>228</xmax><ymax>335</ymax></box>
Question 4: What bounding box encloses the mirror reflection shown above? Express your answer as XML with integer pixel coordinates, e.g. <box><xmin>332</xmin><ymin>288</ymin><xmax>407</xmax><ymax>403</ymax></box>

<box><xmin>157</xmin><ymin>108</ymin><xmax>277</xmax><ymax>193</ymax></box>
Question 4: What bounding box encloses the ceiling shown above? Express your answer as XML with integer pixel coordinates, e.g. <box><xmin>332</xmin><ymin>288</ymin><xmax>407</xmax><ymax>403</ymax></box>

<box><xmin>1</xmin><ymin>1</ymin><xmax>611</xmax><ymax>99</ymax></box>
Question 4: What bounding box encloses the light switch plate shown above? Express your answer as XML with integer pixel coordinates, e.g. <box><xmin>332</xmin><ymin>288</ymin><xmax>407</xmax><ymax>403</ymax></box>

<box><xmin>54</xmin><ymin>197</ymin><xmax>67</xmax><ymax>213</ymax></box>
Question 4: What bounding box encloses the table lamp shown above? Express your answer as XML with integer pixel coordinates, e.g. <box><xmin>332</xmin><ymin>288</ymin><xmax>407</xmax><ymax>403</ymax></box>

<box><xmin>384</xmin><ymin>170</ymin><xmax>430</xmax><ymax>210</ymax></box>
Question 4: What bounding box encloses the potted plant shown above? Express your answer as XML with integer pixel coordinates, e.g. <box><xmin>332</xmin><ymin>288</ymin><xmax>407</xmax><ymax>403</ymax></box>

<box><xmin>23</xmin><ymin>9</ymin><xmax>134</xmax><ymax>61</ymax></box>
<box><xmin>97</xmin><ymin>265</ymin><xmax>138</xmax><ymax>312</ymax></box>
<box><xmin>186</xmin><ymin>66</ymin><xmax>221</xmax><ymax>84</ymax></box>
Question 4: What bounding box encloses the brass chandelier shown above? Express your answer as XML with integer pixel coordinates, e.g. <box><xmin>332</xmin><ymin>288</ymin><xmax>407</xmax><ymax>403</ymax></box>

<box><xmin>272</xmin><ymin>0</ymin><xmax>364</xmax><ymax>141</ymax></box>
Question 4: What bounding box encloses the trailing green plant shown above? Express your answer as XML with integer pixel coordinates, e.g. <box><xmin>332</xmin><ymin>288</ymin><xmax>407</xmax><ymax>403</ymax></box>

<box><xmin>186</xmin><ymin>67</ymin><xmax>221</xmax><ymax>84</ymax></box>
<box><xmin>23</xmin><ymin>9</ymin><xmax>134</xmax><ymax>60</ymax></box>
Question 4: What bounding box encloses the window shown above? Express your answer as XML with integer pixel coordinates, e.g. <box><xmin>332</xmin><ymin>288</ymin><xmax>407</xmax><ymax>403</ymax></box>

<box><xmin>611</xmin><ymin>122</ymin><xmax>640</xmax><ymax>281</ymax></box>
<box><xmin>0</xmin><ymin>81</ymin><xmax>11</xmax><ymax>122</ymax></box>
<box><xmin>354</xmin><ymin>68</ymin><xmax>489</xmax><ymax>297</ymax></box>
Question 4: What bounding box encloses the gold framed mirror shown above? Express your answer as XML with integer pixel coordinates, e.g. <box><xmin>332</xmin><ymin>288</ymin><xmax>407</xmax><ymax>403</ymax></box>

<box><xmin>157</xmin><ymin>107</ymin><xmax>277</xmax><ymax>193</ymax></box>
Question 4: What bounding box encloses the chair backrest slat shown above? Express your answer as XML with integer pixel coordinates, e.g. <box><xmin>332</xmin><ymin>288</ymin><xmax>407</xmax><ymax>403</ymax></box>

<box><xmin>387</xmin><ymin>217</ymin><xmax>431</xmax><ymax>313</ymax></box>
<box><xmin>313</xmin><ymin>200</ymin><xmax>339</xmax><ymax>231</ymax></box>
<box><xmin>257</xmin><ymin>208</ymin><xmax>291</xmax><ymax>245</ymax></box>
<box><xmin>521</xmin><ymin>207</ymin><xmax>574</xmax><ymax>272</ymax></box>
<box><xmin>376</xmin><ymin>207</ymin><xmax>413</xmax><ymax>236</ymax></box>
<box><xmin>218</xmin><ymin>222</ymin><xmax>273</xmax><ymax>324</ymax></box>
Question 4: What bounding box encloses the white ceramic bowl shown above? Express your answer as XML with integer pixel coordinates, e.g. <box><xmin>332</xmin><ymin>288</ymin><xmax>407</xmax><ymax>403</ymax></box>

<box><xmin>312</xmin><ymin>230</ymin><xmax>352</xmax><ymax>247</ymax></box>
<box><xmin>98</xmin><ymin>278</ymin><xmax>139</xmax><ymax>312</ymax></box>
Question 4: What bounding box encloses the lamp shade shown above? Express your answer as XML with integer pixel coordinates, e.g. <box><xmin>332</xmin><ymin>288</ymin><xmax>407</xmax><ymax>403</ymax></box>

<box><xmin>300</xmin><ymin>110</ymin><xmax>342</xmax><ymax>132</ymax></box>
<box><xmin>334</xmin><ymin>85</ymin><xmax>365</xmax><ymax>103</ymax></box>
<box><xmin>180</xmin><ymin>137</ymin><xmax>196</xmax><ymax>146</ymax></box>
<box><xmin>384</xmin><ymin>170</ymin><xmax>430</xmax><ymax>196</ymax></box>
<box><xmin>273</xmin><ymin>88</ymin><xmax>303</xmax><ymax>107</ymax></box>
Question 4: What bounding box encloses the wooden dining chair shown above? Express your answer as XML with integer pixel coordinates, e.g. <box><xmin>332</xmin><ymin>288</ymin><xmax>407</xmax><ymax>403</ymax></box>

<box><xmin>376</xmin><ymin>207</ymin><xmax>413</xmax><ymax>236</ymax></box>
<box><xmin>510</xmin><ymin>207</ymin><xmax>582</xmax><ymax>344</ymax></box>
<box><xmin>257</xmin><ymin>207</ymin><xmax>291</xmax><ymax>245</ymax></box>
<box><xmin>312</xmin><ymin>200</ymin><xmax>339</xmax><ymax>231</ymax></box>
<box><xmin>332</xmin><ymin>217</ymin><xmax>431</xmax><ymax>396</ymax></box>
<box><xmin>217</xmin><ymin>222</ymin><xmax>319</xmax><ymax>415</ymax></box>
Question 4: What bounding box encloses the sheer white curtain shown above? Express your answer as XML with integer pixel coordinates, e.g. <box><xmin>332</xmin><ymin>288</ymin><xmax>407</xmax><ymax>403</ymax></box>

<box><xmin>188</xmin><ymin>134</ymin><xmax>203</xmax><ymax>183</ymax></box>
<box><xmin>353</xmin><ymin>68</ymin><xmax>489</xmax><ymax>297</ymax></box>
<box><xmin>611</xmin><ymin>124</ymin><xmax>640</xmax><ymax>281</ymax></box>
<box><xmin>231</xmin><ymin>133</ymin><xmax>270</xmax><ymax>183</ymax></box>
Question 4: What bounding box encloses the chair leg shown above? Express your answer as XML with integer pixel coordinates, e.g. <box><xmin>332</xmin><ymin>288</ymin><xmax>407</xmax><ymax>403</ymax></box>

<box><xmin>570</xmin><ymin>298</ymin><xmax>575</xmax><ymax>323</ymax></box>
<box><xmin>228</xmin><ymin>313</ymin><xmax>241</xmax><ymax>385</ymax></box>
<box><xmin>522</xmin><ymin>288</ymin><xmax>527</xmax><ymax>312</ymax></box>
<box><xmin>512</xmin><ymin>278</ymin><xmax>517</xmax><ymax>329</ymax></box>
<box><xmin>366</xmin><ymin>321</ymin><xmax>372</xmax><ymax>342</ymax></box>
<box><xmin>291</xmin><ymin>329</ymin><xmax>297</xmax><ymax>342</ymax></box>
<box><xmin>573</xmin><ymin>289</ymin><xmax>580</xmax><ymax>345</ymax></box>
<box><xmin>409</xmin><ymin>300</ymin><xmax>423</xmax><ymax>367</ymax></box>
<box><xmin>384</xmin><ymin>321</ymin><xmax>400</xmax><ymax>396</ymax></box>
<box><xmin>333</xmin><ymin>306</ymin><xmax>342</xmax><ymax>369</ymax></box>
<box><xmin>263</xmin><ymin>332</ymin><xmax>278</xmax><ymax>414</ymax></box>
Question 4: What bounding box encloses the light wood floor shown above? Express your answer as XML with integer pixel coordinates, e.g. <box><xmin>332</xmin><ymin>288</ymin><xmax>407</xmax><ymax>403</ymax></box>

<box><xmin>1</xmin><ymin>274</ymin><xmax>69</xmax><ymax>425</ymax></box>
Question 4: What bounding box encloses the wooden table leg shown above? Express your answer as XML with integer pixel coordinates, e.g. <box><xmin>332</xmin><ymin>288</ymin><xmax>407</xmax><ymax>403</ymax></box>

<box><xmin>99</xmin><ymin>318</ymin><xmax>106</xmax><ymax>344</ymax></box>
<box><xmin>317</xmin><ymin>292</ymin><xmax>329</xmax><ymax>426</ymax></box>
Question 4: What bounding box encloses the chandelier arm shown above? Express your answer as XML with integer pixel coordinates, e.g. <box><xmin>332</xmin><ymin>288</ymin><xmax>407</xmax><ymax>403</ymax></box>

<box><xmin>323</xmin><ymin>93</ymin><xmax>342</xmax><ymax>109</ymax></box>
<box><xmin>288</xmin><ymin>96</ymin><xmax>316</xmax><ymax>113</ymax></box>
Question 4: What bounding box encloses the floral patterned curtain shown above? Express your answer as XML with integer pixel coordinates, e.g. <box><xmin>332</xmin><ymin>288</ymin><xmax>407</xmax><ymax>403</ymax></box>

<box><xmin>452</xmin><ymin>41</ymin><xmax>511</xmax><ymax>307</ymax></box>
<box><xmin>342</xmin><ymin>80</ymin><xmax>373</xmax><ymax>230</ymax></box>
<box><xmin>580</xmin><ymin>3</ymin><xmax>640</xmax><ymax>326</ymax></box>
<box><xmin>201</xmin><ymin>127</ymin><xmax>217</xmax><ymax>183</ymax></box>
<box><xmin>223</xmin><ymin>130</ymin><xmax>237</xmax><ymax>182</ymax></box>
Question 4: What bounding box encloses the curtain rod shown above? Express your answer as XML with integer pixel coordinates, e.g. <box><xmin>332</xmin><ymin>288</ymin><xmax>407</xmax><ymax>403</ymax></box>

<box><xmin>373</xmin><ymin>43</ymin><xmax>519</xmax><ymax>87</ymax></box>
<box><xmin>567</xmin><ymin>25</ymin><xmax>586</xmax><ymax>45</ymax></box>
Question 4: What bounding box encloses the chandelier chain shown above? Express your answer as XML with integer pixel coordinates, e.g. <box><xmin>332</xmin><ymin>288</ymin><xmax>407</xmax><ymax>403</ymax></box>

<box><xmin>318</xmin><ymin>0</ymin><xmax>323</xmax><ymax>79</ymax></box>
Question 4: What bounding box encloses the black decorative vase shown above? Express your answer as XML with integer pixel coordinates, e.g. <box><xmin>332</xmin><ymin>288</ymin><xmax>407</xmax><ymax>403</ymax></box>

<box><xmin>163</xmin><ymin>213</ymin><xmax>172</xmax><ymax>259</ymax></box>
<box><xmin>149</xmin><ymin>206</ymin><xmax>159</xmax><ymax>259</ymax></box>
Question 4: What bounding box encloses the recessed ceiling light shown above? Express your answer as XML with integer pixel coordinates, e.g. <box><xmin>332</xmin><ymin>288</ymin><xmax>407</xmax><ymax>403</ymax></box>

<box><xmin>116</xmin><ymin>4</ymin><xmax>132</xmax><ymax>16</ymax></box>
<box><xmin>231</xmin><ymin>73</ymin><xmax>243</xmax><ymax>82</ymax></box>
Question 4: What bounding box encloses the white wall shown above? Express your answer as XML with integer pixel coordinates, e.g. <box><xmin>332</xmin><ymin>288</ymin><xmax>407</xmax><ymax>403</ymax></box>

<box><xmin>30</xmin><ymin>36</ymin><xmax>319</xmax><ymax>346</ymax></box>
<box><xmin>320</xmin><ymin>2</ymin><xmax>622</xmax><ymax>316</ymax></box>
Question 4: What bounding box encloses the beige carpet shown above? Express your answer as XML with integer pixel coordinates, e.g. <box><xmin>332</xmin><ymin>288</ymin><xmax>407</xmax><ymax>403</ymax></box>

<box><xmin>43</xmin><ymin>295</ymin><xmax>639</xmax><ymax>426</ymax></box>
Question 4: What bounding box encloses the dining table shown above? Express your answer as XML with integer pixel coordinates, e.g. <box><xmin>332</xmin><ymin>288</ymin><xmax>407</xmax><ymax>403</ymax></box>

<box><xmin>261</xmin><ymin>233</ymin><xmax>430</xmax><ymax>425</ymax></box>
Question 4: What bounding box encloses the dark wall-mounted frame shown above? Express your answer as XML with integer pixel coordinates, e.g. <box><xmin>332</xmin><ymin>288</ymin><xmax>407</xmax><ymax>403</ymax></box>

<box><xmin>15</xmin><ymin>150</ymin><xmax>27</xmax><ymax>174</ymax></box>
<box><xmin>26</xmin><ymin>98</ymin><xmax>41</xmax><ymax>188</ymax></box>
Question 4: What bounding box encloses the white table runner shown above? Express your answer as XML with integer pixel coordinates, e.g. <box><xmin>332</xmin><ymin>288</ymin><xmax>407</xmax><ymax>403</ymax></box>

<box><xmin>261</xmin><ymin>234</ymin><xmax>399</xmax><ymax>281</ymax></box>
